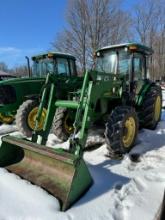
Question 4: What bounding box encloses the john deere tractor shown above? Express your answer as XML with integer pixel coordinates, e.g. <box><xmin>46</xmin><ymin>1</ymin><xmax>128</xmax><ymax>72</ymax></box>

<box><xmin>53</xmin><ymin>43</ymin><xmax>162</xmax><ymax>146</ymax></box>
<box><xmin>0</xmin><ymin>52</ymin><xmax>82</xmax><ymax>134</ymax></box>
<box><xmin>0</xmin><ymin>43</ymin><xmax>162</xmax><ymax>211</ymax></box>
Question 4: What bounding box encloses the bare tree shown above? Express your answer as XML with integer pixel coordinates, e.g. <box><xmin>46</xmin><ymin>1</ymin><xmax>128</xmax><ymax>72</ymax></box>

<box><xmin>155</xmin><ymin>1</ymin><xmax>165</xmax><ymax>80</ymax></box>
<box><xmin>53</xmin><ymin>0</ymin><xmax>88</xmax><ymax>72</ymax></box>
<box><xmin>86</xmin><ymin>0</ymin><xmax>131</xmax><ymax>63</ymax></box>
<box><xmin>86</xmin><ymin>0</ymin><xmax>111</xmax><ymax>63</ymax></box>
<box><xmin>10</xmin><ymin>65</ymin><xmax>29</xmax><ymax>77</ymax></box>
<box><xmin>52</xmin><ymin>0</ymin><xmax>131</xmax><ymax>72</ymax></box>
<box><xmin>133</xmin><ymin>0</ymin><xmax>165</xmax><ymax>80</ymax></box>
<box><xmin>134</xmin><ymin>0</ymin><xmax>161</xmax><ymax>45</ymax></box>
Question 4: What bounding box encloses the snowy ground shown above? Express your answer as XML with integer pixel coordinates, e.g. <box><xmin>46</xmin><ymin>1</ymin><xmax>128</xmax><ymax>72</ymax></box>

<box><xmin>0</xmin><ymin>92</ymin><xmax>165</xmax><ymax>220</ymax></box>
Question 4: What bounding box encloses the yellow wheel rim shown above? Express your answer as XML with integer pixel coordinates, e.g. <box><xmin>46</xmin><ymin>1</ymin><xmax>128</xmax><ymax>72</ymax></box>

<box><xmin>27</xmin><ymin>107</ymin><xmax>47</xmax><ymax>131</ymax></box>
<box><xmin>0</xmin><ymin>113</ymin><xmax>15</xmax><ymax>124</ymax></box>
<box><xmin>123</xmin><ymin>117</ymin><xmax>136</xmax><ymax>148</ymax></box>
<box><xmin>64</xmin><ymin>113</ymin><xmax>74</xmax><ymax>134</ymax></box>
<box><xmin>154</xmin><ymin>96</ymin><xmax>161</xmax><ymax>122</ymax></box>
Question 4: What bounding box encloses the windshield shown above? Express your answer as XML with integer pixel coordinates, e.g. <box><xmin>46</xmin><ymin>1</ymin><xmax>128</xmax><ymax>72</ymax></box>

<box><xmin>95</xmin><ymin>50</ymin><xmax>131</xmax><ymax>75</ymax></box>
<box><xmin>95</xmin><ymin>51</ymin><xmax>117</xmax><ymax>73</ymax></box>
<box><xmin>32</xmin><ymin>59</ymin><xmax>55</xmax><ymax>77</ymax></box>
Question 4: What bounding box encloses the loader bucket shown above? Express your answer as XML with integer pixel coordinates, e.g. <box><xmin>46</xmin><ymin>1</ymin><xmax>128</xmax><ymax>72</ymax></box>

<box><xmin>0</xmin><ymin>135</ymin><xmax>93</xmax><ymax>211</ymax></box>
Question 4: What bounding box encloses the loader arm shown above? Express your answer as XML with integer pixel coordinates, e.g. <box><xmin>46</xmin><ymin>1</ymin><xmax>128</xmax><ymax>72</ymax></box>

<box><xmin>69</xmin><ymin>71</ymin><xmax>123</xmax><ymax>156</ymax></box>
<box><xmin>31</xmin><ymin>71</ymin><xmax>123</xmax><ymax>157</ymax></box>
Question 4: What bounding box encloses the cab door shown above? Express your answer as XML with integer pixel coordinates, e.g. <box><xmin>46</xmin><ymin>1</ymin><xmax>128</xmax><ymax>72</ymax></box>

<box><xmin>132</xmin><ymin>52</ymin><xmax>147</xmax><ymax>95</ymax></box>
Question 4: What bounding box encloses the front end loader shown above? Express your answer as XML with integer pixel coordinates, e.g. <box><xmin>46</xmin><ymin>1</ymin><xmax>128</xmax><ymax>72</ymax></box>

<box><xmin>0</xmin><ymin>43</ymin><xmax>162</xmax><ymax>210</ymax></box>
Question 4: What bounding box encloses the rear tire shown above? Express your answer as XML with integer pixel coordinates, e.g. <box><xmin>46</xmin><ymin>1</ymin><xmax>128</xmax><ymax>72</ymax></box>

<box><xmin>16</xmin><ymin>100</ymin><xmax>46</xmax><ymax>137</ymax></box>
<box><xmin>52</xmin><ymin>108</ymin><xmax>74</xmax><ymax>141</ymax></box>
<box><xmin>140</xmin><ymin>85</ymin><xmax>162</xmax><ymax>129</ymax></box>
<box><xmin>105</xmin><ymin>106</ymin><xmax>139</xmax><ymax>157</ymax></box>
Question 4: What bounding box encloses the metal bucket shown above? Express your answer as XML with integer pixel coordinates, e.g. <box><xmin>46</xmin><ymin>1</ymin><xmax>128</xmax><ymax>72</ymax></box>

<box><xmin>0</xmin><ymin>135</ymin><xmax>93</xmax><ymax>211</ymax></box>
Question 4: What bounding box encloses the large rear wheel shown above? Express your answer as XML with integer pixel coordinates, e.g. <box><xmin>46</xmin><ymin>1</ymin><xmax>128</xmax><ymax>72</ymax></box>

<box><xmin>140</xmin><ymin>85</ymin><xmax>162</xmax><ymax>129</ymax></box>
<box><xmin>16</xmin><ymin>100</ymin><xmax>47</xmax><ymax>137</ymax></box>
<box><xmin>105</xmin><ymin>106</ymin><xmax>139</xmax><ymax>157</ymax></box>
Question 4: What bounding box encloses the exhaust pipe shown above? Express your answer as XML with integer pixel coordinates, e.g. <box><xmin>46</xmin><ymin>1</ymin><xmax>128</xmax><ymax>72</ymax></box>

<box><xmin>25</xmin><ymin>56</ymin><xmax>32</xmax><ymax>78</ymax></box>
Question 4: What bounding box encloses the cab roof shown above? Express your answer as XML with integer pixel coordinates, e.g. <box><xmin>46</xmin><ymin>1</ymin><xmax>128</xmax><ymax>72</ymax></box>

<box><xmin>32</xmin><ymin>51</ymin><xmax>76</xmax><ymax>61</ymax></box>
<box><xmin>96</xmin><ymin>43</ymin><xmax>153</xmax><ymax>55</ymax></box>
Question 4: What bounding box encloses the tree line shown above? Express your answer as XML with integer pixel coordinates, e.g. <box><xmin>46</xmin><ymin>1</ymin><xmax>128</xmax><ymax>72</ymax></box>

<box><xmin>0</xmin><ymin>61</ymin><xmax>28</xmax><ymax>77</ymax></box>
<box><xmin>0</xmin><ymin>0</ymin><xmax>164</xmax><ymax>80</ymax></box>
<box><xmin>53</xmin><ymin>0</ymin><xmax>165</xmax><ymax>80</ymax></box>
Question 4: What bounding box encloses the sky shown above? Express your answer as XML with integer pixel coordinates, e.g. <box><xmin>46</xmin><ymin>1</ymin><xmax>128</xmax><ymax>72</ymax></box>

<box><xmin>0</xmin><ymin>0</ymin><xmax>67</xmax><ymax>68</ymax></box>
<box><xmin>0</xmin><ymin>0</ymin><xmax>137</xmax><ymax>69</ymax></box>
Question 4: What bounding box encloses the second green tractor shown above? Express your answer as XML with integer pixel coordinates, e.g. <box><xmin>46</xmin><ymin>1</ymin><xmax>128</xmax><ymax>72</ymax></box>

<box><xmin>0</xmin><ymin>52</ymin><xmax>82</xmax><ymax>138</ymax></box>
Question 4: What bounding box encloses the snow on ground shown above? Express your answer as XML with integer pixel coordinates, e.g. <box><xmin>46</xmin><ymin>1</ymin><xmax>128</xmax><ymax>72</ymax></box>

<box><xmin>0</xmin><ymin>95</ymin><xmax>165</xmax><ymax>220</ymax></box>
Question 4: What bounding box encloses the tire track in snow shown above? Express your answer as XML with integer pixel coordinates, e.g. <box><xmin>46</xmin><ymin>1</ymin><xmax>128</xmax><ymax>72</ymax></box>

<box><xmin>111</xmin><ymin>177</ymin><xmax>147</xmax><ymax>220</ymax></box>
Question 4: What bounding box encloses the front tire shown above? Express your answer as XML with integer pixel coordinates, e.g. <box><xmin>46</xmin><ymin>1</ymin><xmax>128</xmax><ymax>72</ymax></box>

<box><xmin>52</xmin><ymin>108</ymin><xmax>75</xmax><ymax>141</ymax></box>
<box><xmin>16</xmin><ymin>100</ymin><xmax>47</xmax><ymax>137</ymax></box>
<box><xmin>105</xmin><ymin>106</ymin><xmax>139</xmax><ymax>157</ymax></box>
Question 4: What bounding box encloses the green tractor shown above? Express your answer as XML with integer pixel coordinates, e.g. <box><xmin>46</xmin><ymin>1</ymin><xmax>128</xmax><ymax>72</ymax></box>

<box><xmin>52</xmin><ymin>43</ymin><xmax>162</xmax><ymax>146</ymax></box>
<box><xmin>0</xmin><ymin>52</ymin><xmax>82</xmax><ymax>133</ymax></box>
<box><xmin>0</xmin><ymin>43</ymin><xmax>162</xmax><ymax>210</ymax></box>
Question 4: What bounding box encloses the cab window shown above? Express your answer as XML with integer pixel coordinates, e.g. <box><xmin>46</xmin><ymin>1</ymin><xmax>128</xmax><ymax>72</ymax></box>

<box><xmin>118</xmin><ymin>51</ymin><xmax>131</xmax><ymax>75</ymax></box>
<box><xmin>70</xmin><ymin>59</ymin><xmax>76</xmax><ymax>76</ymax></box>
<box><xmin>56</xmin><ymin>58</ymin><xmax>70</xmax><ymax>76</ymax></box>
<box><xmin>133</xmin><ymin>53</ymin><xmax>145</xmax><ymax>80</ymax></box>
<box><xmin>32</xmin><ymin>59</ymin><xmax>55</xmax><ymax>77</ymax></box>
<box><xmin>95</xmin><ymin>51</ymin><xmax>117</xmax><ymax>74</ymax></box>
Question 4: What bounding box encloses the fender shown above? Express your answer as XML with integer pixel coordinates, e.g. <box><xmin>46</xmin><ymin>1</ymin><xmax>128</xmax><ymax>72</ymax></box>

<box><xmin>136</xmin><ymin>80</ymin><xmax>155</xmax><ymax>106</ymax></box>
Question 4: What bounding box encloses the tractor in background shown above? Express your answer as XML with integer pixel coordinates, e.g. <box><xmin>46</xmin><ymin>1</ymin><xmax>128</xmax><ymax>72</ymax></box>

<box><xmin>0</xmin><ymin>53</ymin><xmax>82</xmax><ymax>133</ymax></box>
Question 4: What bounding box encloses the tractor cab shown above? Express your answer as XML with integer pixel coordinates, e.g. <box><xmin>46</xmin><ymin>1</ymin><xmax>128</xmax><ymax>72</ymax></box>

<box><xmin>95</xmin><ymin>43</ymin><xmax>153</xmax><ymax>81</ymax></box>
<box><xmin>95</xmin><ymin>43</ymin><xmax>153</xmax><ymax>98</ymax></box>
<box><xmin>31</xmin><ymin>52</ymin><xmax>77</xmax><ymax>77</ymax></box>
